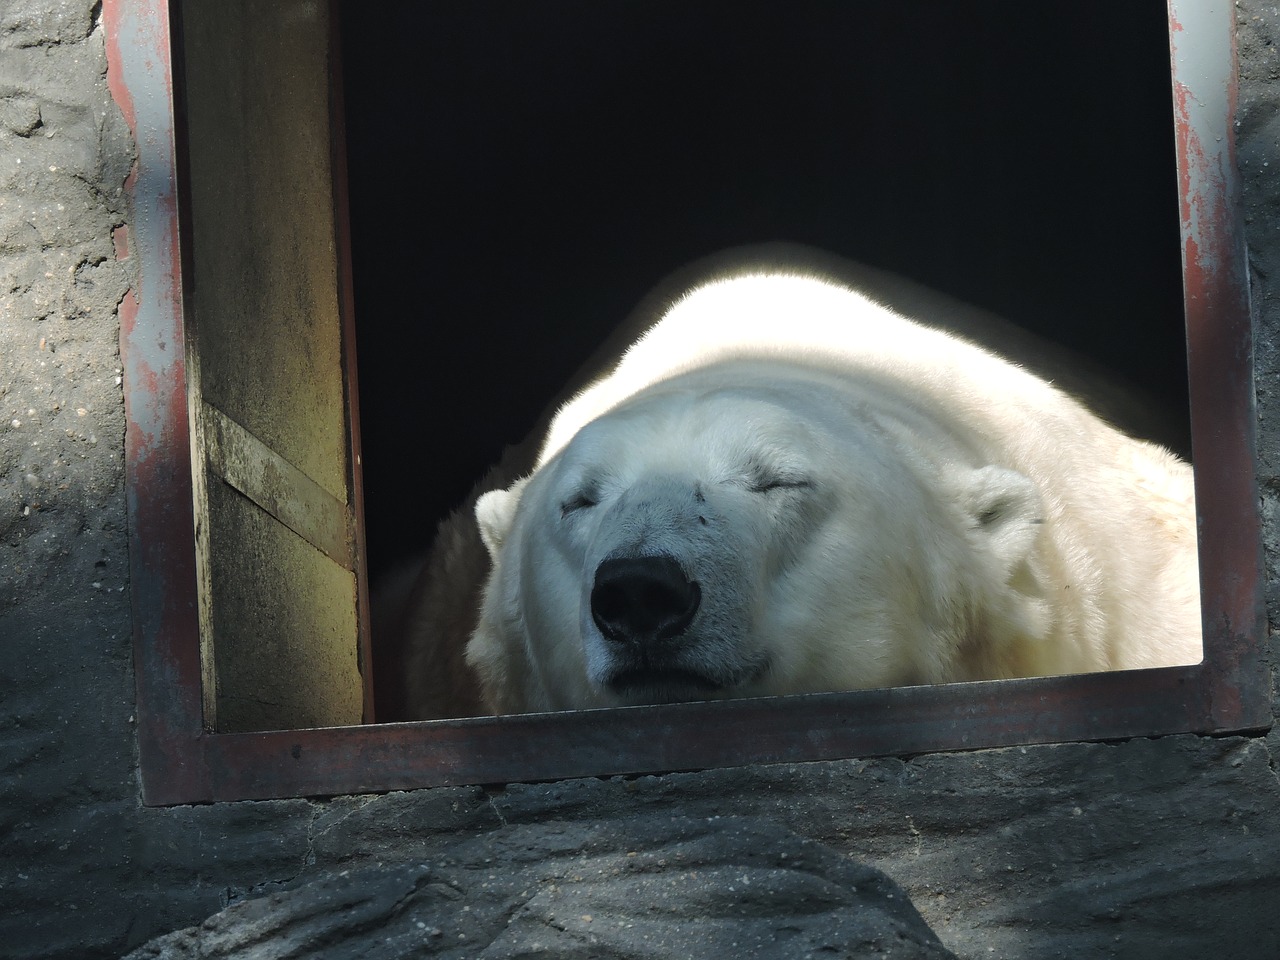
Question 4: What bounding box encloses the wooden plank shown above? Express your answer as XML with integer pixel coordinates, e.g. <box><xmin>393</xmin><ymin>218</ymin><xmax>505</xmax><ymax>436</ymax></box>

<box><xmin>179</xmin><ymin>0</ymin><xmax>366</xmax><ymax>733</ymax></box>
<box><xmin>327</xmin><ymin>8</ymin><xmax>375</xmax><ymax>723</ymax></box>
<box><xmin>203</xmin><ymin>401</ymin><xmax>355</xmax><ymax>569</ymax></box>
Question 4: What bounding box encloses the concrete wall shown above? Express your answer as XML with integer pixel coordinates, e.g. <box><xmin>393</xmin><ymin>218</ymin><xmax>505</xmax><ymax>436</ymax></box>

<box><xmin>1</xmin><ymin>2</ymin><xmax>1277</xmax><ymax>959</ymax></box>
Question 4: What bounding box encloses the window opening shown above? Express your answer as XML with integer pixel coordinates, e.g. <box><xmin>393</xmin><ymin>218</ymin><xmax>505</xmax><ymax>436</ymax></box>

<box><xmin>113</xmin><ymin>0</ymin><xmax>1268</xmax><ymax>804</ymax></box>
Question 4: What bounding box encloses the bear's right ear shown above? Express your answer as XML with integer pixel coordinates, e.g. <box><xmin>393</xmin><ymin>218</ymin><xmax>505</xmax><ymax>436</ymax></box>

<box><xmin>475</xmin><ymin>478</ymin><xmax>529</xmax><ymax>560</ymax></box>
<box><xmin>961</xmin><ymin>465</ymin><xmax>1042</xmax><ymax>579</ymax></box>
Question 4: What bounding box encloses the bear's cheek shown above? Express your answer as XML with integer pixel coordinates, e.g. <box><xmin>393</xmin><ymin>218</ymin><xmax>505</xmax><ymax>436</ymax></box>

<box><xmin>748</xmin><ymin>484</ymin><xmax>838</xmax><ymax>584</ymax></box>
<box><xmin>747</xmin><ymin>493</ymin><xmax>918</xmax><ymax>691</ymax></box>
<box><xmin>668</xmin><ymin>503</ymin><xmax>783</xmax><ymax>667</ymax></box>
<box><xmin>517</xmin><ymin>529</ymin><xmax>595</xmax><ymax>687</ymax></box>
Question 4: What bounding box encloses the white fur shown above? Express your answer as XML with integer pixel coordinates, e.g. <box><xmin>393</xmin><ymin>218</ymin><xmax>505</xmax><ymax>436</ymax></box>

<box><xmin>466</xmin><ymin>271</ymin><xmax>1201</xmax><ymax>714</ymax></box>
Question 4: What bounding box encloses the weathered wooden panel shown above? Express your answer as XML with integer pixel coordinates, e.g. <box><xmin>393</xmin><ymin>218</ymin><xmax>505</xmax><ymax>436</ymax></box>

<box><xmin>181</xmin><ymin>1</ymin><xmax>348</xmax><ymax>498</ymax></box>
<box><xmin>180</xmin><ymin>0</ymin><xmax>365</xmax><ymax>731</ymax></box>
<box><xmin>203</xmin><ymin>402</ymin><xmax>355</xmax><ymax>570</ymax></box>
<box><xmin>205</xmin><ymin>480</ymin><xmax>360</xmax><ymax>733</ymax></box>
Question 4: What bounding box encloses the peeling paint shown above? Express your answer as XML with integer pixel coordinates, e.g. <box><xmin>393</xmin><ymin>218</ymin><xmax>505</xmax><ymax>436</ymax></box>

<box><xmin>1168</xmin><ymin>0</ymin><xmax>1267</xmax><ymax>729</ymax></box>
<box><xmin>104</xmin><ymin>0</ymin><xmax>208</xmax><ymax>802</ymax></box>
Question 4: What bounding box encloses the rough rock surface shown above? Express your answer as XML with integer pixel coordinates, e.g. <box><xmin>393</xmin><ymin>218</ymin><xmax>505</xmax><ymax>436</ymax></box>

<box><xmin>0</xmin><ymin>3</ymin><xmax>139</xmax><ymax>956</ymax></box>
<box><xmin>123</xmin><ymin>816</ymin><xmax>955</xmax><ymax>960</ymax></box>
<box><xmin>0</xmin><ymin>0</ymin><xmax>134</xmax><ymax>611</ymax></box>
<box><xmin>281</xmin><ymin>736</ymin><xmax>1280</xmax><ymax>960</ymax></box>
<box><xmin>1241</xmin><ymin>0</ymin><xmax>1280</xmax><ymax>622</ymax></box>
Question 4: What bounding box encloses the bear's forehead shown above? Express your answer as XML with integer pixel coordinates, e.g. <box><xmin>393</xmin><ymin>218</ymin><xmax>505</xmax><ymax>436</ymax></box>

<box><xmin>552</xmin><ymin>369</ymin><xmax>985</xmax><ymax>497</ymax></box>
<box><xmin>555</xmin><ymin>389</ymin><xmax>874</xmax><ymax>489</ymax></box>
<box><xmin>576</xmin><ymin>386</ymin><xmax>824</xmax><ymax>452</ymax></box>
<box><xmin>610</xmin><ymin>373</ymin><xmax>850</xmax><ymax>426</ymax></box>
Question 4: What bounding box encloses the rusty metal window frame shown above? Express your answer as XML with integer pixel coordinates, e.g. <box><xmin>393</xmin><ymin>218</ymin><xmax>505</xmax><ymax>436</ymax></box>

<box><xmin>113</xmin><ymin>0</ymin><xmax>1269</xmax><ymax>805</ymax></box>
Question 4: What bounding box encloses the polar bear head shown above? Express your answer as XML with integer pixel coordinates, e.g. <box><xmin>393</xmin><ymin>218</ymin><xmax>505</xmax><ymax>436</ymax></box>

<box><xmin>466</xmin><ymin>360</ymin><xmax>1048</xmax><ymax>714</ymax></box>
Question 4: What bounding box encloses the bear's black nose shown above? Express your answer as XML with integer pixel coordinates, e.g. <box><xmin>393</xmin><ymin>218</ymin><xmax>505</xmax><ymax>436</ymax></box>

<box><xmin>591</xmin><ymin>555</ymin><xmax>700</xmax><ymax>645</ymax></box>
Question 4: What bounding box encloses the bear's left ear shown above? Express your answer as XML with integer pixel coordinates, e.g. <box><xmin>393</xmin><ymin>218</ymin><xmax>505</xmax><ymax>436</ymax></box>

<box><xmin>961</xmin><ymin>465</ymin><xmax>1042</xmax><ymax>577</ymax></box>
<box><xmin>475</xmin><ymin>478</ymin><xmax>529</xmax><ymax>560</ymax></box>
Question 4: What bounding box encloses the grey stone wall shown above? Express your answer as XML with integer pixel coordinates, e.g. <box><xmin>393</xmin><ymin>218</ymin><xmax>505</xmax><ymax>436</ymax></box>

<box><xmin>1242</xmin><ymin>1</ymin><xmax>1280</xmax><ymax>622</ymax></box>
<box><xmin>1</xmin><ymin>3</ymin><xmax>142</xmax><ymax>956</ymax></box>
<box><xmin>1</xmin><ymin>2</ymin><xmax>1277</xmax><ymax>959</ymax></box>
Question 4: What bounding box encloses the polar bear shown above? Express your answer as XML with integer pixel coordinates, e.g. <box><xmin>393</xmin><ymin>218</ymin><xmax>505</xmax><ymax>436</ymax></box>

<box><xmin>463</xmin><ymin>266</ymin><xmax>1201</xmax><ymax>715</ymax></box>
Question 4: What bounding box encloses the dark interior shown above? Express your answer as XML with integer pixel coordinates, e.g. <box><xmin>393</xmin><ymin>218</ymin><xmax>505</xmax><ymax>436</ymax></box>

<box><xmin>339</xmin><ymin>1</ymin><xmax>1186</xmax><ymax>583</ymax></box>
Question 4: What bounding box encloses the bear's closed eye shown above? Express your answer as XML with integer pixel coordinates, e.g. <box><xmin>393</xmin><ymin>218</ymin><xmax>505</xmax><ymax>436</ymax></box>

<box><xmin>748</xmin><ymin>476</ymin><xmax>814</xmax><ymax>494</ymax></box>
<box><xmin>740</xmin><ymin>453</ymin><xmax>813</xmax><ymax>494</ymax></box>
<box><xmin>560</xmin><ymin>491</ymin><xmax>599</xmax><ymax>516</ymax></box>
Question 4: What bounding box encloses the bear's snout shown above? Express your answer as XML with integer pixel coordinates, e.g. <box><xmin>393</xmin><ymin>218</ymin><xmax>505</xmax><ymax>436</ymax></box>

<box><xmin>591</xmin><ymin>555</ymin><xmax>701</xmax><ymax>646</ymax></box>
